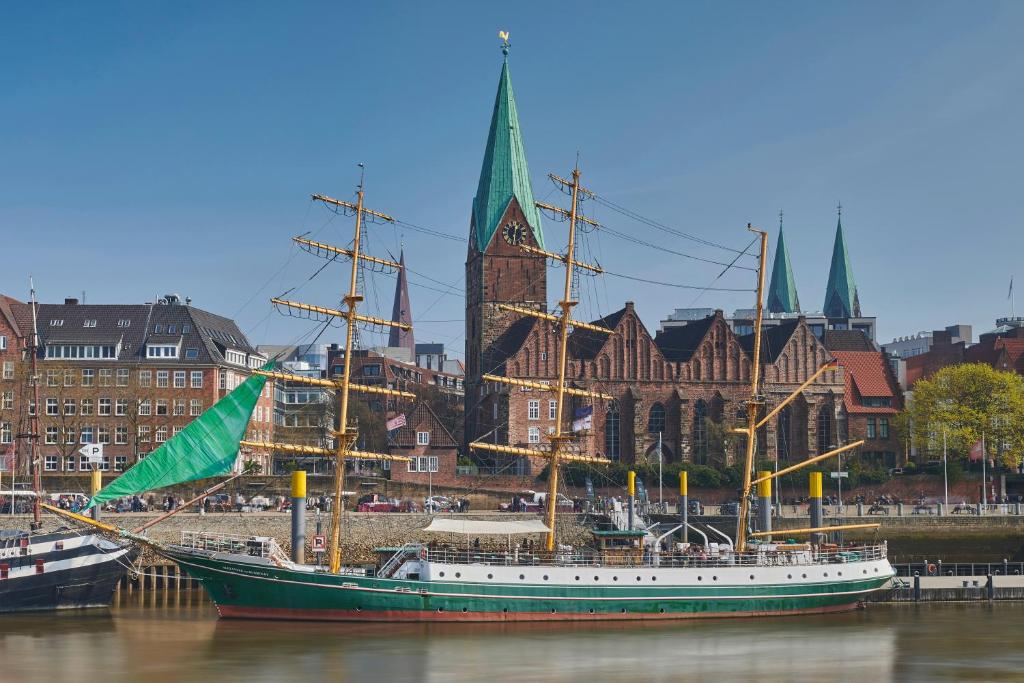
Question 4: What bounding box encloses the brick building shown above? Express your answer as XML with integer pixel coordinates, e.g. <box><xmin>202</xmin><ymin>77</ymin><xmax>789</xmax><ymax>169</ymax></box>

<box><xmin>387</xmin><ymin>402</ymin><xmax>460</xmax><ymax>487</ymax></box>
<box><xmin>0</xmin><ymin>294</ymin><xmax>274</xmax><ymax>477</ymax></box>
<box><xmin>461</xmin><ymin>53</ymin><xmax>904</xmax><ymax>474</ymax></box>
<box><xmin>830</xmin><ymin>349</ymin><xmax>903</xmax><ymax>468</ymax></box>
<box><xmin>327</xmin><ymin>346</ymin><xmax>464</xmax><ymax>407</ymax></box>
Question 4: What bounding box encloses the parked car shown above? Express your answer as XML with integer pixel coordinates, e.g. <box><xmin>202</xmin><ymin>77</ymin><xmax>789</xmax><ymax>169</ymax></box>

<box><xmin>357</xmin><ymin>494</ymin><xmax>399</xmax><ymax>513</ymax></box>
<box><xmin>687</xmin><ymin>499</ymin><xmax>703</xmax><ymax>515</ymax></box>
<box><xmin>719</xmin><ymin>501</ymin><xmax>739</xmax><ymax>516</ymax></box>
<box><xmin>424</xmin><ymin>496</ymin><xmax>455</xmax><ymax>513</ymax></box>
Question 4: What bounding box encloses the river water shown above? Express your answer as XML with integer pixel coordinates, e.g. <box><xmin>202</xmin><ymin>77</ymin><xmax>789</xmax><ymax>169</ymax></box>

<box><xmin>1</xmin><ymin>593</ymin><xmax>1021</xmax><ymax>682</ymax></box>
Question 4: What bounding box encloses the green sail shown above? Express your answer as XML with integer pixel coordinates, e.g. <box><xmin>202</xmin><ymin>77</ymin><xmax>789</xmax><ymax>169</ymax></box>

<box><xmin>87</xmin><ymin>364</ymin><xmax>270</xmax><ymax>508</ymax></box>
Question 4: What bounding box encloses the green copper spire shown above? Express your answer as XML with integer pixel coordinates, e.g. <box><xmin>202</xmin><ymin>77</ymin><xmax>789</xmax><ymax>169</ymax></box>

<box><xmin>823</xmin><ymin>204</ymin><xmax>861</xmax><ymax>318</ymax></box>
<box><xmin>471</xmin><ymin>53</ymin><xmax>544</xmax><ymax>251</ymax></box>
<box><xmin>766</xmin><ymin>211</ymin><xmax>800</xmax><ymax>314</ymax></box>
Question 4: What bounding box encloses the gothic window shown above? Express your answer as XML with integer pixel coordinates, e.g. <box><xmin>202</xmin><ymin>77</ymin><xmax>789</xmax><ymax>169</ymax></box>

<box><xmin>599</xmin><ymin>355</ymin><xmax>610</xmax><ymax>378</ymax></box>
<box><xmin>817</xmin><ymin>406</ymin><xmax>834</xmax><ymax>454</ymax></box>
<box><xmin>777</xmin><ymin>406</ymin><xmax>792</xmax><ymax>462</ymax></box>
<box><xmin>605</xmin><ymin>401</ymin><xmax>620</xmax><ymax>460</ymax></box>
<box><xmin>693</xmin><ymin>399</ymin><xmax>708</xmax><ymax>464</ymax></box>
<box><xmin>648</xmin><ymin>403</ymin><xmax>666</xmax><ymax>434</ymax></box>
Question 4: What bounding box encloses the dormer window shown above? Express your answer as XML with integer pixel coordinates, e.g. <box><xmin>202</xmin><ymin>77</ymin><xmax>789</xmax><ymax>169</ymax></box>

<box><xmin>117</xmin><ymin>319</ymin><xmax>131</xmax><ymax>328</ymax></box>
<box><xmin>83</xmin><ymin>319</ymin><xmax>97</xmax><ymax>328</ymax></box>
<box><xmin>225</xmin><ymin>349</ymin><xmax>246</xmax><ymax>366</ymax></box>
<box><xmin>50</xmin><ymin>320</ymin><xmax>64</xmax><ymax>327</ymax></box>
<box><xmin>168</xmin><ymin>325</ymin><xmax>177</xmax><ymax>334</ymax></box>
<box><xmin>154</xmin><ymin>324</ymin><xmax>163</xmax><ymax>334</ymax></box>
<box><xmin>182</xmin><ymin>324</ymin><xmax>192</xmax><ymax>334</ymax></box>
<box><xmin>146</xmin><ymin>344</ymin><xmax>180</xmax><ymax>359</ymax></box>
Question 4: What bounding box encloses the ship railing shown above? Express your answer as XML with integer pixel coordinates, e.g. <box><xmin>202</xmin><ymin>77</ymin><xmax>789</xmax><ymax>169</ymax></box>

<box><xmin>178</xmin><ymin>530</ymin><xmax>290</xmax><ymax>563</ymax></box>
<box><xmin>421</xmin><ymin>543</ymin><xmax>888</xmax><ymax>569</ymax></box>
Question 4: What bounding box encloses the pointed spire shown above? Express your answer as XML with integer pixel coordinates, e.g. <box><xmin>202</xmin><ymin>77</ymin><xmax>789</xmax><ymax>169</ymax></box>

<box><xmin>388</xmin><ymin>250</ymin><xmax>415</xmax><ymax>353</ymax></box>
<box><xmin>823</xmin><ymin>203</ymin><xmax>861</xmax><ymax>318</ymax></box>
<box><xmin>766</xmin><ymin>210</ymin><xmax>800</xmax><ymax>314</ymax></box>
<box><xmin>471</xmin><ymin>51</ymin><xmax>544</xmax><ymax>251</ymax></box>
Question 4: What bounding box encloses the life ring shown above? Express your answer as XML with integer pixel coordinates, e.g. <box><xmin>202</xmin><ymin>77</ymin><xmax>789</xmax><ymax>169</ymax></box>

<box><xmin>927</xmin><ymin>563</ymin><xmax>937</xmax><ymax>575</ymax></box>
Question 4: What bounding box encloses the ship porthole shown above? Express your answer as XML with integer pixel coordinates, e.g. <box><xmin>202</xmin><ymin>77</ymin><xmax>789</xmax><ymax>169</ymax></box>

<box><xmin>651</xmin><ymin>576</ymin><xmax>657</xmax><ymax>582</ymax></box>
<box><xmin>712</xmin><ymin>576</ymin><xmax>717</xmax><ymax>581</ymax></box>
<box><xmin>838</xmin><ymin>572</ymin><xmax>842</xmax><ymax>576</ymax></box>
<box><xmin>520</xmin><ymin>574</ymin><xmax>525</xmax><ymax>580</ymax></box>
<box><xmin>749</xmin><ymin>575</ymin><xmax>755</xmax><ymax>580</ymax></box>
<box><xmin>620</xmin><ymin>608</ymin><xmax>627</xmax><ymax>614</ymax></box>
<box><xmin>437</xmin><ymin>607</ymin><xmax>444</xmax><ymax>613</ymax></box>
<box><xmin>487</xmin><ymin>574</ymin><xmax>493</xmax><ymax>579</ymax></box>
<box><xmin>659</xmin><ymin>608</ymin><xmax>665</xmax><ymax>613</ymax></box>
<box><xmin>503</xmin><ymin>608</ymin><xmax>509</xmax><ymax>613</ymax></box>
<box><xmin>787</xmin><ymin>574</ymin><xmax>792</xmax><ymax>579</ymax></box>
<box><xmin>550</xmin><ymin>609</ymin><xmax>556</xmax><ymax>614</ymax></box>
<box><xmin>588</xmin><ymin>608</ymin><xmax>595</xmax><ymax>614</ymax></box>
<box><xmin>824</xmin><ymin>572</ymin><xmax>828</xmax><ymax>577</ymax></box>
<box><xmin>543</xmin><ymin>575</ymin><xmax>549</xmax><ymax>581</ymax></box>
<box><xmin>874</xmin><ymin>568</ymin><xmax>879</xmax><ymax>573</ymax></box>
<box><xmin>613</xmin><ymin>576</ymin><xmax>618</xmax><ymax>581</ymax></box>
<box><xmin>697</xmin><ymin>576</ymin><xmax>703</xmax><ymax>581</ymax></box>
<box><xmin>802</xmin><ymin>574</ymin><xmax>807</xmax><ymax>579</ymax></box>
<box><xmin>455</xmin><ymin>573</ymin><xmax>461</xmax><ymax>578</ymax></box>
<box><xmin>462</xmin><ymin>608</ymin><xmax>468</xmax><ymax>613</ymax></box>
<box><xmin>863</xmin><ymin>570</ymin><xmax>867</xmax><ymax>575</ymax></box>
<box><xmin>594</xmin><ymin>576</ymin><xmax>599</xmax><ymax>581</ymax></box>
<box><xmin>636</xmin><ymin>576</ymin><xmax>642</xmax><ymax>582</ymax></box>
<box><xmin>575</xmin><ymin>576</ymin><xmax>580</xmax><ymax>581</ymax></box>
<box><xmin>439</xmin><ymin>572</ymin><xmax>445</xmax><ymax>577</ymax></box>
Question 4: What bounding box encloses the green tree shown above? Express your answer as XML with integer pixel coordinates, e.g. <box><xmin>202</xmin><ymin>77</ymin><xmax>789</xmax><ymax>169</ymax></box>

<box><xmin>903</xmin><ymin>363</ymin><xmax>1024</xmax><ymax>468</ymax></box>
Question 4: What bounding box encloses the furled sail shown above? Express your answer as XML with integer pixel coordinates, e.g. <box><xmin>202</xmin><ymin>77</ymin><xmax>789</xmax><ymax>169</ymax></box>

<box><xmin>87</xmin><ymin>364</ymin><xmax>271</xmax><ymax>508</ymax></box>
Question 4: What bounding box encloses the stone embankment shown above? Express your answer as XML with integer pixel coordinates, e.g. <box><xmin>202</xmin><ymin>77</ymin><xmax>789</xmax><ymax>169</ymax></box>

<box><xmin>0</xmin><ymin>511</ymin><xmax>594</xmax><ymax>565</ymax></box>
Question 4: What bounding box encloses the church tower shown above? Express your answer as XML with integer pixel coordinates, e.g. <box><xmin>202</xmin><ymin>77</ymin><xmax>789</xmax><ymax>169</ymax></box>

<box><xmin>465</xmin><ymin>47</ymin><xmax>547</xmax><ymax>447</ymax></box>
<box><xmin>766</xmin><ymin>211</ymin><xmax>800</xmax><ymax>315</ymax></box>
<box><xmin>388</xmin><ymin>250</ymin><xmax>414</xmax><ymax>355</ymax></box>
<box><xmin>823</xmin><ymin>204</ymin><xmax>861</xmax><ymax>319</ymax></box>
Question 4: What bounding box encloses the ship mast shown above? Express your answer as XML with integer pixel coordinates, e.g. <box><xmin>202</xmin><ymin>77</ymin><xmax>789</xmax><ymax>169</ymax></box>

<box><xmin>240</xmin><ymin>174</ymin><xmax>415</xmax><ymax>573</ymax></box>
<box><xmin>471</xmin><ymin>164</ymin><xmax>613</xmax><ymax>552</ymax></box>
<box><xmin>29</xmin><ymin>278</ymin><xmax>42</xmax><ymax>528</ymax></box>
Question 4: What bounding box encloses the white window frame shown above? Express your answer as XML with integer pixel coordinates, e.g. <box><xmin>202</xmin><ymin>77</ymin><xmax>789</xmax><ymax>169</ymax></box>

<box><xmin>528</xmin><ymin>400</ymin><xmax>540</xmax><ymax>420</ymax></box>
<box><xmin>2</xmin><ymin>362</ymin><xmax>12</xmax><ymax>380</ymax></box>
<box><xmin>115</xmin><ymin>398</ymin><xmax>127</xmax><ymax>416</ymax></box>
<box><xmin>416</xmin><ymin>431</ymin><xmax>430</xmax><ymax>446</ymax></box>
<box><xmin>45</xmin><ymin>398</ymin><xmax>58</xmax><ymax>415</ymax></box>
<box><xmin>115</xmin><ymin>426</ymin><xmax>128</xmax><ymax>445</ymax></box>
<box><xmin>191</xmin><ymin>371</ymin><xmax>203</xmax><ymax>388</ymax></box>
<box><xmin>114</xmin><ymin>455</ymin><xmax>128</xmax><ymax>471</ymax></box>
<box><xmin>174</xmin><ymin>371</ymin><xmax>186</xmax><ymax>388</ymax></box>
<box><xmin>528</xmin><ymin>426</ymin><xmax>541</xmax><ymax>444</ymax></box>
<box><xmin>549</xmin><ymin>400</ymin><xmax>557</xmax><ymax>420</ymax></box>
<box><xmin>98</xmin><ymin>397</ymin><xmax>111</xmax><ymax>416</ymax></box>
<box><xmin>44</xmin><ymin>455</ymin><xmax>58</xmax><ymax>471</ymax></box>
<box><xmin>156</xmin><ymin>371</ymin><xmax>169</xmax><ymax>388</ymax></box>
<box><xmin>190</xmin><ymin>399</ymin><xmax>202</xmax><ymax>416</ymax></box>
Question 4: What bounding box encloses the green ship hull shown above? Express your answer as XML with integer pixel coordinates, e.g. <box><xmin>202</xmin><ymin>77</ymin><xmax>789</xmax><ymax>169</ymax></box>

<box><xmin>165</xmin><ymin>547</ymin><xmax>893</xmax><ymax>622</ymax></box>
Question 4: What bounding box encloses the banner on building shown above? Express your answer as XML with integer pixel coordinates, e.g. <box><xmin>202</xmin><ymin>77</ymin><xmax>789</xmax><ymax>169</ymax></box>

<box><xmin>386</xmin><ymin>414</ymin><xmax>407</xmax><ymax>432</ymax></box>
<box><xmin>572</xmin><ymin>406</ymin><xmax>593</xmax><ymax>432</ymax></box>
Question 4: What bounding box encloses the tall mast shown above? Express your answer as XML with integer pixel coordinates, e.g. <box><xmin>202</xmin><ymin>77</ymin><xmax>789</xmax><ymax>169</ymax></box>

<box><xmin>736</xmin><ymin>226</ymin><xmax>767</xmax><ymax>552</ymax></box>
<box><xmin>29</xmin><ymin>278</ymin><xmax>42</xmax><ymax>528</ymax></box>
<box><xmin>470</xmin><ymin>164</ymin><xmax>613</xmax><ymax>552</ymax></box>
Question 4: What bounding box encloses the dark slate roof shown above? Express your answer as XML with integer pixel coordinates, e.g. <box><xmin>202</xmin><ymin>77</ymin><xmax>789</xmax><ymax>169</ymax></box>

<box><xmin>737</xmin><ymin>319</ymin><xmax>801</xmax><ymax>363</ymax></box>
<box><xmin>822</xmin><ymin>329</ymin><xmax>875</xmax><ymax>352</ymax></box>
<box><xmin>490</xmin><ymin>316</ymin><xmax>538</xmax><ymax>372</ymax></box>
<box><xmin>654</xmin><ymin>315</ymin><xmax>716</xmax><ymax>362</ymax></box>
<box><xmin>568</xmin><ymin>307</ymin><xmax>628</xmax><ymax>360</ymax></box>
<box><xmin>415</xmin><ymin>343</ymin><xmax>445</xmax><ymax>355</ymax></box>
<box><xmin>30</xmin><ymin>299</ymin><xmax>260</xmax><ymax>365</ymax></box>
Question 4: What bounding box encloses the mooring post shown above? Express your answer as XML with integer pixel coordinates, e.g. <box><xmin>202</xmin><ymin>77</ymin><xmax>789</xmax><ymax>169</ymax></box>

<box><xmin>809</xmin><ymin>472</ymin><xmax>823</xmax><ymax>542</ymax></box>
<box><xmin>987</xmin><ymin>573</ymin><xmax>995</xmax><ymax>600</ymax></box>
<box><xmin>627</xmin><ymin>470</ymin><xmax>636</xmax><ymax>531</ymax></box>
<box><xmin>679</xmin><ymin>470</ymin><xmax>688</xmax><ymax>544</ymax></box>
<box><xmin>291</xmin><ymin>470</ymin><xmax>307</xmax><ymax>564</ymax></box>
<box><xmin>757</xmin><ymin>470</ymin><xmax>772</xmax><ymax>541</ymax></box>
<box><xmin>913</xmin><ymin>572</ymin><xmax>921</xmax><ymax>602</ymax></box>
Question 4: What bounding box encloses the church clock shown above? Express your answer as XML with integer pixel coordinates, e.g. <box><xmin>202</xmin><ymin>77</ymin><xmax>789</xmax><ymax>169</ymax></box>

<box><xmin>502</xmin><ymin>220</ymin><xmax>526</xmax><ymax>246</ymax></box>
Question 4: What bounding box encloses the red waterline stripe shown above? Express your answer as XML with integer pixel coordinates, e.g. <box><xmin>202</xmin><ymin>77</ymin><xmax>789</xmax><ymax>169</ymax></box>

<box><xmin>217</xmin><ymin>602</ymin><xmax>860</xmax><ymax>623</ymax></box>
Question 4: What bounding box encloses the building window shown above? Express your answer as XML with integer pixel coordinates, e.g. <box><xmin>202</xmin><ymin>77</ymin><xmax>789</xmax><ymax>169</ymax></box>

<box><xmin>80</xmin><ymin>426</ymin><xmax>93</xmax><ymax>444</ymax></box>
<box><xmin>46</xmin><ymin>398</ymin><xmax>58</xmax><ymax>415</ymax></box>
<box><xmin>115</xmin><ymin>426</ymin><xmax>127</xmax><ymax>444</ymax></box>
<box><xmin>157</xmin><ymin>371</ymin><xmax>169</xmax><ymax>388</ymax></box>
<box><xmin>0</xmin><ymin>336</ymin><xmax>5</xmax><ymax>350</ymax></box>
<box><xmin>139</xmin><ymin>400</ymin><xmax>151</xmax><ymax>416</ymax></box>
<box><xmin>879</xmin><ymin>418</ymin><xmax>890</xmax><ymax>439</ymax></box>
<box><xmin>63</xmin><ymin>399</ymin><xmax>76</xmax><ymax>415</ymax></box>
<box><xmin>81</xmin><ymin>398</ymin><xmax>93</xmax><ymax>416</ymax></box>
<box><xmin>83</xmin><ymin>319</ymin><xmax>97</xmax><ymax>328</ymax></box>
<box><xmin>190</xmin><ymin>399</ymin><xmax>202</xmax><ymax>416</ymax></box>
<box><xmin>693</xmin><ymin>399</ymin><xmax>708</xmax><ymax>464</ymax></box>
<box><xmin>117</xmin><ymin>319</ymin><xmax>131</xmax><ymax>328</ymax></box>
<box><xmin>98</xmin><ymin>426</ymin><xmax>110</xmax><ymax>444</ymax></box>
<box><xmin>0</xmin><ymin>392</ymin><xmax>11</xmax><ymax>410</ymax></box>
<box><xmin>191</xmin><ymin>371</ymin><xmax>203</xmax><ymax>388</ymax></box>
<box><xmin>173</xmin><ymin>399</ymin><xmax>185</xmax><ymax>416</ymax></box>
<box><xmin>185</xmin><ymin>348</ymin><xmax>199</xmax><ymax>359</ymax></box>
<box><xmin>174</xmin><ymin>371</ymin><xmax>186</xmax><ymax>388</ymax></box>
<box><xmin>28</xmin><ymin>399</ymin><xmax>35</xmax><ymax>416</ymax></box>
<box><xmin>605</xmin><ymin>402</ymin><xmax>621</xmax><ymax>460</ymax></box>
<box><xmin>156</xmin><ymin>400</ymin><xmax>168</xmax><ymax>416</ymax></box>
<box><xmin>139</xmin><ymin>370</ymin><xmax>151</xmax><ymax>388</ymax></box>
<box><xmin>528</xmin><ymin>400</ymin><xmax>540</xmax><ymax>420</ymax></box>
<box><xmin>98</xmin><ymin>368</ymin><xmax>112</xmax><ymax>386</ymax></box>
<box><xmin>549</xmin><ymin>400</ymin><xmax>557</xmax><ymax>420</ymax></box>
<box><xmin>428</xmin><ymin>456</ymin><xmax>439</xmax><ymax>472</ymax></box>
<box><xmin>114</xmin><ymin>455</ymin><xmax>128</xmax><ymax>471</ymax></box>
<box><xmin>225</xmin><ymin>350</ymin><xmax>246</xmax><ymax>366</ymax></box>
<box><xmin>44</xmin><ymin>455</ymin><xmax>58</xmax><ymax>471</ymax></box>
<box><xmin>2</xmin><ymin>362</ymin><xmax>12</xmax><ymax>380</ymax></box>
<box><xmin>817</xmin><ymin>406</ymin><xmax>834</xmax><ymax>454</ymax></box>
<box><xmin>146</xmin><ymin>345</ymin><xmax>179</xmax><ymax>359</ymax></box>
<box><xmin>45</xmin><ymin>426</ymin><xmax>58</xmax><ymax>444</ymax></box>
<box><xmin>0</xmin><ymin>422</ymin><xmax>10</xmax><ymax>444</ymax></box>
<box><xmin>138</xmin><ymin>426</ymin><xmax>151</xmax><ymax>443</ymax></box>
<box><xmin>528</xmin><ymin>427</ymin><xmax>541</xmax><ymax>444</ymax></box>
<box><xmin>866</xmin><ymin>418</ymin><xmax>876</xmax><ymax>440</ymax></box>
<box><xmin>65</xmin><ymin>428</ymin><xmax>76</xmax><ymax>444</ymax></box>
<box><xmin>363</xmin><ymin>364</ymin><xmax>381</xmax><ymax>377</ymax></box>
<box><xmin>116</xmin><ymin>368</ymin><xmax>129</xmax><ymax>386</ymax></box>
<box><xmin>155</xmin><ymin>426</ymin><xmax>168</xmax><ymax>443</ymax></box>
<box><xmin>115</xmin><ymin>398</ymin><xmax>127</xmax><ymax>416</ymax></box>
<box><xmin>44</xmin><ymin>345</ymin><xmax>116</xmax><ymax>360</ymax></box>
<box><xmin>98</xmin><ymin>398</ymin><xmax>111</xmax><ymax>416</ymax></box>
<box><xmin>50</xmin><ymin>319</ymin><xmax>63</xmax><ymax>327</ymax></box>
<box><xmin>65</xmin><ymin>456</ymin><xmax>75</xmax><ymax>471</ymax></box>
<box><xmin>648</xmin><ymin>403</ymin><xmax>666</xmax><ymax>434</ymax></box>
<box><xmin>46</xmin><ymin>370</ymin><xmax>58</xmax><ymax>387</ymax></box>
<box><xmin>63</xmin><ymin>369</ymin><xmax>74</xmax><ymax>386</ymax></box>
<box><xmin>417</xmin><ymin>431</ymin><xmax>430</xmax><ymax>446</ymax></box>
<box><xmin>776</xmin><ymin>406</ymin><xmax>791</xmax><ymax>462</ymax></box>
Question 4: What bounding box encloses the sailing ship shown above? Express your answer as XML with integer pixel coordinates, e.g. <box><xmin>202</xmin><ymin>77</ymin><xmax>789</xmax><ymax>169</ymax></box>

<box><xmin>1</xmin><ymin>283</ymin><xmax>135</xmax><ymax>614</ymax></box>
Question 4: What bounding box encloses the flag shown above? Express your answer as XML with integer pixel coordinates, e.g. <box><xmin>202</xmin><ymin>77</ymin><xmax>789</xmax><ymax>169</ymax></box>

<box><xmin>386</xmin><ymin>414</ymin><xmax>407</xmax><ymax>432</ymax></box>
<box><xmin>1009</xmin><ymin>277</ymin><xmax>1014</xmax><ymax>300</ymax></box>
<box><xmin>970</xmin><ymin>439</ymin><xmax>984</xmax><ymax>462</ymax></box>
<box><xmin>572</xmin><ymin>406</ymin><xmax>593</xmax><ymax>432</ymax></box>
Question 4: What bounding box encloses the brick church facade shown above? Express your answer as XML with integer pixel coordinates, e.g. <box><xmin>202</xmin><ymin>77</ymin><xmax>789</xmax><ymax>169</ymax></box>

<box><xmin>461</xmin><ymin>54</ymin><xmax>891</xmax><ymax>473</ymax></box>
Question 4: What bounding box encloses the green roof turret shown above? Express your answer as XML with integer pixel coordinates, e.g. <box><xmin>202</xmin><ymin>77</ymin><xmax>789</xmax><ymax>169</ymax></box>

<box><xmin>823</xmin><ymin>203</ymin><xmax>861</xmax><ymax>318</ymax></box>
<box><xmin>766</xmin><ymin>211</ymin><xmax>800</xmax><ymax>314</ymax></box>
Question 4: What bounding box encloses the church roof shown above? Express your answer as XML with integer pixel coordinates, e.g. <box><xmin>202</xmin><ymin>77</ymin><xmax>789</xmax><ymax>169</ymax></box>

<box><xmin>388</xmin><ymin>250</ymin><xmax>414</xmax><ymax>352</ymax></box>
<box><xmin>472</xmin><ymin>58</ymin><xmax>544</xmax><ymax>252</ymax></box>
<box><xmin>823</xmin><ymin>214</ymin><xmax>861</xmax><ymax>318</ymax></box>
<box><xmin>737</xmin><ymin>318</ymin><xmax>802</xmax><ymax>363</ymax></box>
<box><xmin>654</xmin><ymin>315</ymin><xmax>717</xmax><ymax>362</ymax></box>
<box><xmin>491</xmin><ymin>316</ymin><xmax>539</xmax><ymax>372</ymax></box>
<box><xmin>766</xmin><ymin>225</ymin><xmax>800</xmax><ymax>314</ymax></box>
<box><xmin>569</xmin><ymin>307</ymin><xmax>628</xmax><ymax>360</ymax></box>
<box><xmin>822</xmin><ymin>329</ymin><xmax>875</xmax><ymax>352</ymax></box>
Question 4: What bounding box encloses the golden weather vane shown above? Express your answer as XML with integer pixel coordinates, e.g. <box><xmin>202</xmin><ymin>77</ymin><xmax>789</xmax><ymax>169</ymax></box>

<box><xmin>498</xmin><ymin>30</ymin><xmax>510</xmax><ymax>55</ymax></box>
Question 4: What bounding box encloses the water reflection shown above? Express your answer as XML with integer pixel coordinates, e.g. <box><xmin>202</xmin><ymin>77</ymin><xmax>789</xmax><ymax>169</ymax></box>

<box><xmin>4</xmin><ymin>596</ymin><xmax>1024</xmax><ymax>682</ymax></box>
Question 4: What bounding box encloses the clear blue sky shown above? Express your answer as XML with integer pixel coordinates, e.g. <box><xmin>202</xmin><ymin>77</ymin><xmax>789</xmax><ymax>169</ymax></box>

<box><xmin>3</xmin><ymin>2</ymin><xmax>1022</xmax><ymax>357</ymax></box>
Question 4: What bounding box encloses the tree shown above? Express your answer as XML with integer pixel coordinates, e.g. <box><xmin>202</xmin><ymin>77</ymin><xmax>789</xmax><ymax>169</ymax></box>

<box><xmin>903</xmin><ymin>363</ymin><xmax>1024</xmax><ymax>468</ymax></box>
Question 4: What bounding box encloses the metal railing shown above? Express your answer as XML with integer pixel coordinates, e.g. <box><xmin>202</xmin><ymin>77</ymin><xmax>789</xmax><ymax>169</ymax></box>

<box><xmin>178</xmin><ymin>531</ymin><xmax>289</xmax><ymax>564</ymax></box>
<box><xmin>893</xmin><ymin>561</ymin><xmax>1024</xmax><ymax>578</ymax></box>
<box><xmin>414</xmin><ymin>542</ymin><xmax>887</xmax><ymax>570</ymax></box>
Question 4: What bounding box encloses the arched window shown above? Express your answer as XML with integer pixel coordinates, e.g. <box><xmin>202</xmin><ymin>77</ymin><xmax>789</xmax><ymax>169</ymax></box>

<box><xmin>776</xmin><ymin>406</ymin><xmax>791</xmax><ymax>462</ymax></box>
<box><xmin>605</xmin><ymin>402</ymin><xmax>620</xmax><ymax>460</ymax></box>
<box><xmin>692</xmin><ymin>400</ymin><xmax>708</xmax><ymax>464</ymax></box>
<box><xmin>817</xmin><ymin>405</ymin><xmax>833</xmax><ymax>454</ymax></box>
<box><xmin>648</xmin><ymin>403</ymin><xmax>666</xmax><ymax>434</ymax></box>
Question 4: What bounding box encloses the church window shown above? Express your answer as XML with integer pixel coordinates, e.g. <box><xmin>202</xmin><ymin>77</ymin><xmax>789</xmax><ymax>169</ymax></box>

<box><xmin>817</xmin><ymin>406</ymin><xmax>834</xmax><ymax>454</ymax></box>
<box><xmin>648</xmin><ymin>403</ymin><xmax>666</xmax><ymax>434</ymax></box>
<box><xmin>605</xmin><ymin>402</ymin><xmax>620</xmax><ymax>460</ymax></box>
<box><xmin>693</xmin><ymin>400</ymin><xmax>709</xmax><ymax>464</ymax></box>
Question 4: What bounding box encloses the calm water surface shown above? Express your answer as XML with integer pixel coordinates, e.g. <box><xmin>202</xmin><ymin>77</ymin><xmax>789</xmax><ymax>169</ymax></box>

<box><xmin>1</xmin><ymin>592</ymin><xmax>1022</xmax><ymax>683</ymax></box>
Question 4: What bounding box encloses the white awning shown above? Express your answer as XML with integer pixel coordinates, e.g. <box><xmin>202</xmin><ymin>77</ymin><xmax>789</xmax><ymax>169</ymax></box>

<box><xmin>422</xmin><ymin>518</ymin><xmax>550</xmax><ymax>535</ymax></box>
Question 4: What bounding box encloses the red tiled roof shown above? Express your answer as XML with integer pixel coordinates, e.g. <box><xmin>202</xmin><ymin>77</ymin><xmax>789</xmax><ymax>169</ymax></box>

<box><xmin>831</xmin><ymin>350</ymin><xmax>901</xmax><ymax>414</ymax></box>
<box><xmin>994</xmin><ymin>338</ymin><xmax>1024</xmax><ymax>373</ymax></box>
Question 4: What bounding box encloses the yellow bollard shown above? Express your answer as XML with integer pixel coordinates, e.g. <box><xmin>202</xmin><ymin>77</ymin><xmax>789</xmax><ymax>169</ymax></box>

<box><xmin>679</xmin><ymin>471</ymin><xmax>688</xmax><ymax>497</ymax></box>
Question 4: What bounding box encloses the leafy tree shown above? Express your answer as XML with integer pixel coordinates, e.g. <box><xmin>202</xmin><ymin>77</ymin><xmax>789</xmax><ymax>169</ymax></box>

<box><xmin>902</xmin><ymin>363</ymin><xmax>1024</xmax><ymax>468</ymax></box>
